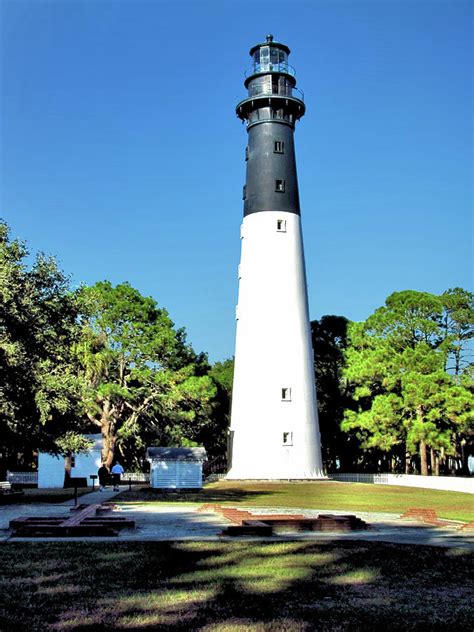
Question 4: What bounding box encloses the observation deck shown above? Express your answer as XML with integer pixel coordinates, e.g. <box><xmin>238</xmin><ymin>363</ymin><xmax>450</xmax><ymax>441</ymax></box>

<box><xmin>236</xmin><ymin>34</ymin><xmax>305</xmax><ymax>125</ymax></box>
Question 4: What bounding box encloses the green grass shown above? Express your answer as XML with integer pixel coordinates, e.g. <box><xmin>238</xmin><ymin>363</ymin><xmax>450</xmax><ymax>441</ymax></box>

<box><xmin>116</xmin><ymin>480</ymin><xmax>474</xmax><ymax>522</ymax></box>
<box><xmin>0</xmin><ymin>541</ymin><xmax>472</xmax><ymax>631</ymax></box>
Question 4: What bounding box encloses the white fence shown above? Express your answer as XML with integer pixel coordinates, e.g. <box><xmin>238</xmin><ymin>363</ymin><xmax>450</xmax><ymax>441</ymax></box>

<box><xmin>7</xmin><ymin>471</ymin><xmax>149</xmax><ymax>485</ymax></box>
<box><xmin>123</xmin><ymin>472</ymin><xmax>149</xmax><ymax>482</ymax></box>
<box><xmin>330</xmin><ymin>473</ymin><xmax>474</xmax><ymax>494</ymax></box>
<box><xmin>7</xmin><ymin>471</ymin><xmax>38</xmax><ymax>485</ymax></box>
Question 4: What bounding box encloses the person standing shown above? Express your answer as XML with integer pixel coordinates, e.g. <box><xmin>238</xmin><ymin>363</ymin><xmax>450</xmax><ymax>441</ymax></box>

<box><xmin>111</xmin><ymin>461</ymin><xmax>124</xmax><ymax>491</ymax></box>
<box><xmin>98</xmin><ymin>463</ymin><xmax>109</xmax><ymax>491</ymax></box>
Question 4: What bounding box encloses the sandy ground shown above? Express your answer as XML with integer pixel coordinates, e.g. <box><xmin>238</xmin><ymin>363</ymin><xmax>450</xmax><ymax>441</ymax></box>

<box><xmin>0</xmin><ymin>495</ymin><xmax>473</xmax><ymax>548</ymax></box>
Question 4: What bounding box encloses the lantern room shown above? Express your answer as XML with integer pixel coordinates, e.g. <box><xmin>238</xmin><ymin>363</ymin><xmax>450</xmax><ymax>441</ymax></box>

<box><xmin>237</xmin><ymin>34</ymin><xmax>305</xmax><ymax>124</ymax></box>
<box><xmin>249</xmin><ymin>34</ymin><xmax>291</xmax><ymax>75</ymax></box>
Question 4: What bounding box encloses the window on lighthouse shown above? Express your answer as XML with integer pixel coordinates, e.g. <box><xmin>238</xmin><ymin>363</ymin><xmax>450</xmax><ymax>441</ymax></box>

<box><xmin>276</xmin><ymin>219</ymin><xmax>286</xmax><ymax>232</ymax></box>
<box><xmin>259</xmin><ymin>46</ymin><xmax>270</xmax><ymax>71</ymax></box>
<box><xmin>281</xmin><ymin>387</ymin><xmax>291</xmax><ymax>401</ymax></box>
<box><xmin>274</xmin><ymin>140</ymin><xmax>284</xmax><ymax>153</ymax></box>
<box><xmin>283</xmin><ymin>432</ymin><xmax>293</xmax><ymax>445</ymax></box>
<box><xmin>275</xmin><ymin>179</ymin><xmax>285</xmax><ymax>192</ymax></box>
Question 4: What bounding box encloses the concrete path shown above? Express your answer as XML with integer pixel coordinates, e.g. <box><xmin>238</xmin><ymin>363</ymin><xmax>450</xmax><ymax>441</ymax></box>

<box><xmin>60</xmin><ymin>485</ymin><xmax>125</xmax><ymax>506</ymax></box>
<box><xmin>0</xmin><ymin>491</ymin><xmax>472</xmax><ymax>549</ymax></box>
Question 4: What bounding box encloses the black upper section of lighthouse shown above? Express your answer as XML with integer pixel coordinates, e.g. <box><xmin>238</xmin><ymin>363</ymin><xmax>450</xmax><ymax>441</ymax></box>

<box><xmin>237</xmin><ymin>35</ymin><xmax>305</xmax><ymax>217</ymax></box>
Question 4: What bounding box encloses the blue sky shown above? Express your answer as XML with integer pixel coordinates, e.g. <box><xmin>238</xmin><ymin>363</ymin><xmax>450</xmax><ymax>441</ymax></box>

<box><xmin>1</xmin><ymin>0</ymin><xmax>472</xmax><ymax>362</ymax></box>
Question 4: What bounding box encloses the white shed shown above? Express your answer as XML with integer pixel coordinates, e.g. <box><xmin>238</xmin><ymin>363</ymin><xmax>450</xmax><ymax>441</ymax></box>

<box><xmin>38</xmin><ymin>434</ymin><xmax>103</xmax><ymax>489</ymax></box>
<box><xmin>146</xmin><ymin>447</ymin><xmax>207</xmax><ymax>489</ymax></box>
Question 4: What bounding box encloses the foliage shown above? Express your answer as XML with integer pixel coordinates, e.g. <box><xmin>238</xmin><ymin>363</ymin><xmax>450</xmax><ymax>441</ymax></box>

<box><xmin>312</xmin><ymin>315</ymin><xmax>361</xmax><ymax>471</ymax></box>
<box><xmin>201</xmin><ymin>358</ymin><xmax>234</xmax><ymax>460</ymax></box>
<box><xmin>54</xmin><ymin>432</ymin><xmax>94</xmax><ymax>456</ymax></box>
<box><xmin>440</xmin><ymin>287</ymin><xmax>474</xmax><ymax>377</ymax></box>
<box><xmin>75</xmin><ymin>281</ymin><xmax>216</xmax><ymax>467</ymax></box>
<box><xmin>342</xmin><ymin>290</ymin><xmax>474</xmax><ymax>475</ymax></box>
<box><xmin>209</xmin><ymin>358</ymin><xmax>234</xmax><ymax>394</ymax></box>
<box><xmin>0</xmin><ymin>221</ymin><xmax>83</xmax><ymax>473</ymax></box>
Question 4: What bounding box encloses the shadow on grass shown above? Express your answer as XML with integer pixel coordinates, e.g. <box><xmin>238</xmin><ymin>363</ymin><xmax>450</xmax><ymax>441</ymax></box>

<box><xmin>0</xmin><ymin>537</ymin><xmax>472</xmax><ymax>631</ymax></box>
<box><xmin>114</xmin><ymin>481</ymin><xmax>474</xmax><ymax>522</ymax></box>
<box><xmin>114</xmin><ymin>484</ymin><xmax>274</xmax><ymax>505</ymax></box>
<box><xmin>0</xmin><ymin>488</ymin><xmax>91</xmax><ymax>505</ymax></box>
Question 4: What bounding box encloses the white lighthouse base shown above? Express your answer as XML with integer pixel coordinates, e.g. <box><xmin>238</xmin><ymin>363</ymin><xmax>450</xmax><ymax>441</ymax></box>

<box><xmin>225</xmin><ymin>472</ymin><xmax>326</xmax><ymax>481</ymax></box>
<box><xmin>227</xmin><ymin>211</ymin><xmax>324</xmax><ymax>481</ymax></box>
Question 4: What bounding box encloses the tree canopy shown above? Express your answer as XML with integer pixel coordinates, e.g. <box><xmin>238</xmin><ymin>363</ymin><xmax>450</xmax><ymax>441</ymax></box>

<box><xmin>0</xmin><ymin>222</ymin><xmax>220</xmax><ymax>475</ymax></box>
<box><xmin>0</xmin><ymin>222</ymin><xmax>83</xmax><ymax>471</ymax></box>
<box><xmin>311</xmin><ymin>315</ymin><xmax>359</xmax><ymax>471</ymax></box>
<box><xmin>341</xmin><ymin>290</ymin><xmax>473</xmax><ymax>475</ymax></box>
<box><xmin>75</xmin><ymin>281</ymin><xmax>216</xmax><ymax>467</ymax></box>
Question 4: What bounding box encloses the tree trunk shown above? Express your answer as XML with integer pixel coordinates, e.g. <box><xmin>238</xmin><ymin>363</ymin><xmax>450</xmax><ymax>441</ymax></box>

<box><xmin>405</xmin><ymin>448</ymin><xmax>411</xmax><ymax>474</ymax></box>
<box><xmin>100</xmin><ymin>401</ymin><xmax>116</xmax><ymax>468</ymax></box>
<box><xmin>101</xmin><ymin>422</ymin><xmax>116</xmax><ymax>468</ymax></box>
<box><xmin>419</xmin><ymin>439</ymin><xmax>428</xmax><ymax>476</ymax></box>
<box><xmin>430</xmin><ymin>449</ymin><xmax>440</xmax><ymax>476</ymax></box>
<box><xmin>416</xmin><ymin>405</ymin><xmax>429</xmax><ymax>476</ymax></box>
<box><xmin>64</xmin><ymin>454</ymin><xmax>72</xmax><ymax>487</ymax></box>
<box><xmin>439</xmin><ymin>447</ymin><xmax>446</xmax><ymax>475</ymax></box>
<box><xmin>455</xmin><ymin>336</ymin><xmax>461</xmax><ymax>381</ymax></box>
<box><xmin>458</xmin><ymin>438</ymin><xmax>469</xmax><ymax>475</ymax></box>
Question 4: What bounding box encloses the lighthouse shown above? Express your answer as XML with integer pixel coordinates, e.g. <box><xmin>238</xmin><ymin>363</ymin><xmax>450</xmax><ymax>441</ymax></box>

<box><xmin>226</xmin><ymin>35</ymin><xmax>324</xmax><ymax>480</ymax></box>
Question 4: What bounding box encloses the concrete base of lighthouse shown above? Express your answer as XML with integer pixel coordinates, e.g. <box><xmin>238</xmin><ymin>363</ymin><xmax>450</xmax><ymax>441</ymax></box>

<box><xmin>226</xmin><ymin>211</ymin><xmax>324</xmax><ymax>481</ymax></box>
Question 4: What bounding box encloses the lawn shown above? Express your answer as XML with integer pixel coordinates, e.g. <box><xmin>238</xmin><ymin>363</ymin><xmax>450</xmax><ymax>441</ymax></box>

<box><xmin>0</xmin><ymin>541</ymin><xmax>472</xmax><ymax>631</ymax></box>
<box><xmin>0</xmin><ymin>488</ymin><xmax>90</xmax><ymax>505</ymax></box>
<box><xmin>116</xmin><ymin>480</ymin><xmax>474</xmax><ymax>522</ymax></box>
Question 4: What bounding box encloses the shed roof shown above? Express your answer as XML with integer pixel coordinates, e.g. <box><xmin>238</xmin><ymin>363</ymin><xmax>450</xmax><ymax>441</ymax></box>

<box><xmin>146</xmin><ymin>447</ymin><xmax>207</xmax><ymax>462</ymax></box>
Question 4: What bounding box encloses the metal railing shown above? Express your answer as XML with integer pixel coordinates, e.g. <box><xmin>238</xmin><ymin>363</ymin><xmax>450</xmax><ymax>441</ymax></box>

<box><xmin>245</xmin><ymin>62</ymin><xmax>296</xmax><ymax>77</ymax></box>
<box><xmin>329</xmin><ymin>472</ymin><xmax>474</xmax><ymax>494</ymax></box>
<box><xmin>247</xmin><ymin>86</ymin><xmax>304</xmax><ymax>102</ymax></box>
<box><xmin>329</xmin><ymin>473</ymin><xmax>389</xmax><ymax>484</ymax></box>
<box><xmin>203</xmin><ymin>455</ymin><xmax>228</xmax><ymax>475</ymax></box>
